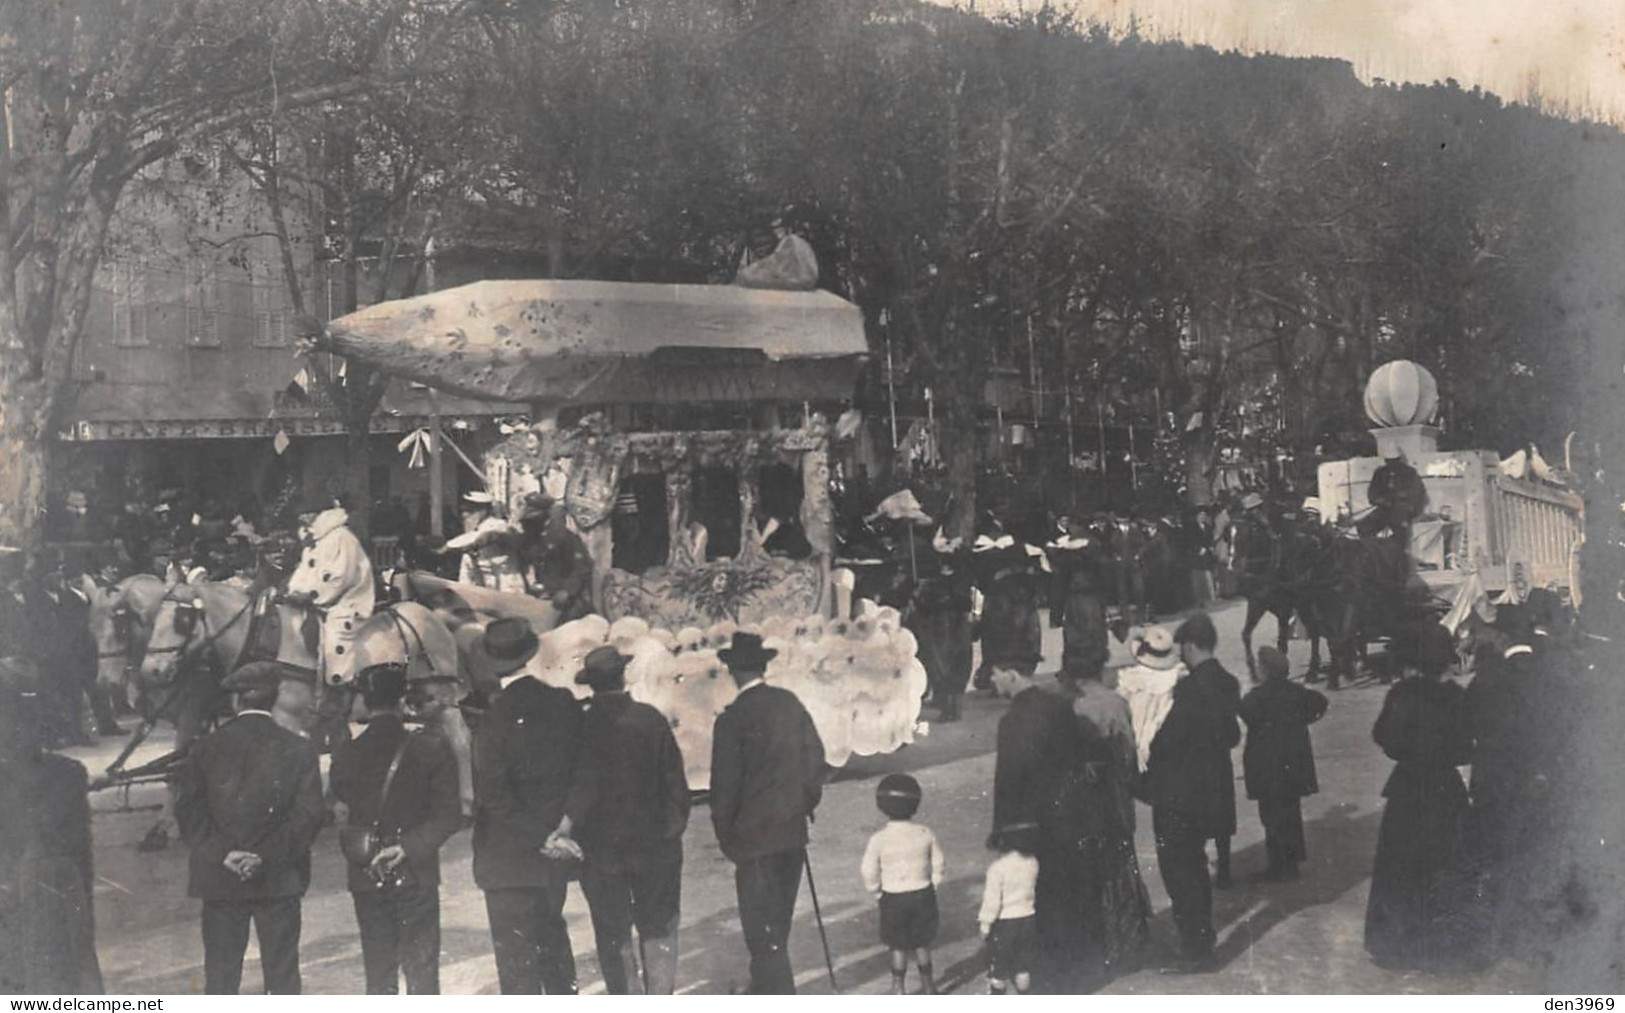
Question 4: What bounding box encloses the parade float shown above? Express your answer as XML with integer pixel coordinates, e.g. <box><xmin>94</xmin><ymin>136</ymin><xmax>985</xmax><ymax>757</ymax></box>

<box><xmin>1316</xmin><ymin>359</ymin><xmax>1585</xmax><ymax>601</ymax></box>
<box><xmin>323</xmin><ymin>279</ymin><xmax>928</xmax><ymax>788</ymax></box>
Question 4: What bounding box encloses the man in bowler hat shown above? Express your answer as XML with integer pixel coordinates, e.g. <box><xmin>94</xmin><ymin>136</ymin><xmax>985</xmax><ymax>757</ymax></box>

<box><xmin>469</xmin><ymin>617</ymin><xmax>583</xmax><ymax>994</ymax></box>
<box><xmin>709</xmin><ymin>632</ymin><xmax>827</xmax><ymax>994</ymax></box>
<box><xmin>175</xmin><ymin>661</ymin><xmax>325</xmax><ymax>994</ymax></box>
<box><xmin>550</xmin><ymin>646</ymin><xmax>691</xmax><ymax>994</ymax></box>
<box><xmin>329</xmin><ymin>662</ymin><xmax>463</xmax><ymax>993</ymax></box>
<box><xmin>1143</xmin><ymin>612</ymin><xmax>1241</xmax><ymax>969</ymax></box>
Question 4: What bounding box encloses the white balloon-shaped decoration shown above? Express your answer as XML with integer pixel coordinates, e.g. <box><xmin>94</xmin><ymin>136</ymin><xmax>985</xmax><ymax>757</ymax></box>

<box><xmin>429</xmin><ymin>585</ymin><xmax>925</xmax><ymax>791</ymax></box>
<box><xmin>1364</xmin><ymin>360</ymin><xmax>1439</xmax><ymax>427</ymax></box>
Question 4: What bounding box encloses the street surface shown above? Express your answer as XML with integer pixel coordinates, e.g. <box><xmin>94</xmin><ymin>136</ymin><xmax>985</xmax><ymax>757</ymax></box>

<box><xmin>74</xmin><ymin>600</ymin><xmax>1540</xmax><ymax>994</ymax></box>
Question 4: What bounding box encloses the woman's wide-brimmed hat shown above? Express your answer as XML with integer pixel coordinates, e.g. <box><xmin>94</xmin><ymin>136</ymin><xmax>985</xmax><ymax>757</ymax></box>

<box><xmin>717</xmin><ymin>631</ymin><xmax>778</xmax><ymax>671</ymax></box>
<box><xmin>476</xmin><ymin>617</ymin><xmax>540</xmax><ymax>676</ymax></box>
<box><xmin>1131</xmin><ymin>625</ymin><xmax>1180</xmax><ymax>670</ymax></box>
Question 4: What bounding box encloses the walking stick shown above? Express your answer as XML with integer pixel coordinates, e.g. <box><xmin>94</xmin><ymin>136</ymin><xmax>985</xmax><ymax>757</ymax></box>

<box><xmin>803</xmin><ymin>848</ymin><xmax>840</xmax><ymax>993</ymax></box>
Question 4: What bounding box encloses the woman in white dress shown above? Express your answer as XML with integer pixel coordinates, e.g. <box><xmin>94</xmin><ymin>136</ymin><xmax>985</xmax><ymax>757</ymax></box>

<box><xmin>1113</xmin><ymin>626</ymin><xmax>1186</xmax><ymax>775</ymax></box>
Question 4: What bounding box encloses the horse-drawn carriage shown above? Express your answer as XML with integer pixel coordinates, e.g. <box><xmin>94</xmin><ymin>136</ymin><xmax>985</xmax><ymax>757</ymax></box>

<box><xmin>1316</xmin><ymin>359</ymin><xmax>1583</xmax><ymax>602</ymax></box>
<box><xmin>79</xmin><ymin>278</ymin><xmax>928</xmax><ymax>846</ymax></box>
<box><xmin>1239</xmin><ymin>360</ymin><xmax>1584</xmax><ymax>686</ymax></box>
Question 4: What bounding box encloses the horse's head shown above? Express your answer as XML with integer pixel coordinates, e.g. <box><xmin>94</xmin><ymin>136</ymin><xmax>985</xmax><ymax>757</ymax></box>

<box><xmin>83</xmin><ymin>575</ymin><xmax>132</xmax><ymax>694</ymax></box>
<box><xmin>84</xmin><ymin>574</ymin><xmax>163</xmax><ymax>698</ymax></box>
<box><xmin>140</xmin><ymin>582</ymin><xmax>209</xmax><ymax>690</ymax></box>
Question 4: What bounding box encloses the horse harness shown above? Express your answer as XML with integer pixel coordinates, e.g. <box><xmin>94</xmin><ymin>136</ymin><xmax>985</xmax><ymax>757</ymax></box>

<box><xmin>377</xmin><ymin>605</ymin><xmax>444</xmax><ymax>681</ymax></box>
<box><xmin>146</xmin><ymin>586</ymin><xmax>256</xmax><ymax>673</ymax></box>
<box><xmin>280</xmin><ymin>587</ymin><xmax>444</xmax><ymax>683</ymax></box>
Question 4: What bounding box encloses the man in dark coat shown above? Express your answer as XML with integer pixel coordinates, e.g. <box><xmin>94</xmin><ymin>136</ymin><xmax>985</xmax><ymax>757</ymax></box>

<box><xmin>329</xmin><ymin>662</ymin><xmax>463</xmax><ymax>994</ymax></box>
<box><xmin>0</xmin><ymin>656</ymin><xmax>104</xmax><ymax>994</ymax></box>
<box><xmin>471</xmin><ymin>617</ymin><xmax>582</xmax><ymax>995</ymax></box>
<box><xmin>552</xmin><ymin>646</ymin><xmax>691</xmax><ymax>994</ymax></box>
<box><xmin>1238</xmin><ymin>646</ymin><xmax>1328</xmax><ymax>881</ymax></box>
<box><xmin>710</xmin><ymin>632</ymin><xmax>827</xmax><ymax>994</ymax></box>
<box><xmin>1465</xmin><ymin>605</ymin><xmax>1542</xmax><ymax>862</ymax></box>
<box><xmin>1361</xmin><ymin>449</ymin><xmax>1427</xmax><ymax>546</ymax></box>
<box><xmin>175</xmin><ymin>662</ymin><xmax>325</xmax><ymax>994</ymax></box>
<box><xmin>1143</xmin><ymin>612</ymin><xmax>1241</xmax><ymax>967</ymax></box>
<box><xmin>1466</xmin><ymin>603</ymin><xmax>1568</xmax><ymax>954</ymax></box>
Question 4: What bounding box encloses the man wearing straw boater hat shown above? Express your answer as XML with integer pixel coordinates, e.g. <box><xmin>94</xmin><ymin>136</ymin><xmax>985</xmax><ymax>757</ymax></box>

<box><xmin>549</xmin><ymin>645</ymin><xmax>690</xmax><ymax>994</ymax></box>
<box><xmin>710</xmin><ymin>632</ymin><xmax>827</xmax><ymax>994</ymax></box>
<box><xmin>469</xmin><ymin>617</ymin><xmax>583</xmax><ymax>994</ymax></box>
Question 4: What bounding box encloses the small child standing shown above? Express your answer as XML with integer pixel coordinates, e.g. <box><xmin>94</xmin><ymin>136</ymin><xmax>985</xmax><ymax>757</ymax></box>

<box><xmin>978</xmin><ymin>823</ymin><xmax>1040</xmax><ymax>994</ymax></box>
<box><xmin>1238</xmin><ymin>646</ymin><xmax>1329</xmax><ymax>881</ymax></box>
<box><xmin>860</xmin><ymin>773</ymin><xmax>945</xmax><ymax>994</ymax></box>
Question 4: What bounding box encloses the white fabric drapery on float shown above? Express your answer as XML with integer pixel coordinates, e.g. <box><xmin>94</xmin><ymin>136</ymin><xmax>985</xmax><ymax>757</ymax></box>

<box><xmin>322</xmin><ymin>279</ymin><xmax>869</xmax><ymax>406</ymax></box>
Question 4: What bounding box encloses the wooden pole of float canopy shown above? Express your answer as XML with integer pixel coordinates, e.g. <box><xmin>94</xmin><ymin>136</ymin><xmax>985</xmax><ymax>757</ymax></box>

<box><xmin>425</xmin><ymin>238</ymin><xmax>444</xmax><ymax>537</ymax></box>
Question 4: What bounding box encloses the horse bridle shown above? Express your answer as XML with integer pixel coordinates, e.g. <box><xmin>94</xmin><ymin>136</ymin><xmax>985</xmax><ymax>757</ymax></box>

<box><xmin>98</xmin><ymin>599</ymin><xmax>144</xmax><ymax>669</ymax></box>
<box><xmin>146</xmin><ymin>588</ymin><xmax>253</xmax><ymax>665</ymax></box>
<box><xmin>378</xmin><ymin>606</ymin><xmax>442</xmax><ymax>682</ymax></box>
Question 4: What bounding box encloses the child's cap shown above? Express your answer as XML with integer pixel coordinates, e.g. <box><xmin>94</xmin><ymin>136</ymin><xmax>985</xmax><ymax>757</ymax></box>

<box><xmin>876</xmin><ymin>772</ymin><xmax>922</xmax><ymax>819</ymax></box>
<box><xmin>988</xmin><ymin>821</ymin><xmax>1041</xmax><ymax>855</ymax></box>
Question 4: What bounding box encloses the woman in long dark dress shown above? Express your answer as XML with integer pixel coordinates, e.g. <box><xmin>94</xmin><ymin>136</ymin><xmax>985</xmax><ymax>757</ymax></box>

<box><xmin>991</xmin><ymin>667</ymin><xmax>1149</xmax><ymax>993</ymax></box>
<box><xmin>974</xmin><ymin>540</ymin><xmax>1045</xmax><ymax>689</ymax></box>
<box><xmin>0</xmin><ymin>657</ymin><xmax>104</xmax><ymax>994</ymax></box>
<box><xmin>1061</xmin><ymin>669</ymin><xmax>1152</xmax><ymax>988</ymax></box>
<box><xmin>907</xmin><ymin>553</ymin><xmax>975</xmax><ymax>722</ymax></box>
<box><xmin>1363</xmin><ymin>624</ymin><xmax>1477</xmax><ymax>971</ymax></box>
<box><xmin>1048</xmin><ymin>532</ymin><xmax>1112</xmax><ymax>682</ymax></box>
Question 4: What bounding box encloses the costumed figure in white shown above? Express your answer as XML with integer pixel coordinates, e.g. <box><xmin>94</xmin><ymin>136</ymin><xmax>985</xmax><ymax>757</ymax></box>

<box><xmin>449</xmin><ymin>490</ymin><xmax>527</xmax><ymax>594</ymax></box>
<box><xmin>285</xmin><ymin>495</ymin><xmax>376</xmax><ymax>687</ymax></box>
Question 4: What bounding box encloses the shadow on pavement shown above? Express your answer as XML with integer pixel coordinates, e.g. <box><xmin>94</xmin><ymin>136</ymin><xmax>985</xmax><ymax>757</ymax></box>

<box><xmin>1199</xmin><ymin>804</ymin><xmax>1382</xmax><ymax>972</ymax></box>
<box><xmin>676</xmin><ymin>871</ymin><xmax>987</xmax><ymax>995</ymax></box>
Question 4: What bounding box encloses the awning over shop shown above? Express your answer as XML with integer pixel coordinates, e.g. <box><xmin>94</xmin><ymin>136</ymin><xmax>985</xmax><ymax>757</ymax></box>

<box><xmin>322</xmin><ymin>279</ymin><xmax>869</xmax><ymax>405</ymax></box>
<box><xmin>57</xmin><ymin>381</ymin><xmax>519</xmax><ymax>441</ymax></box>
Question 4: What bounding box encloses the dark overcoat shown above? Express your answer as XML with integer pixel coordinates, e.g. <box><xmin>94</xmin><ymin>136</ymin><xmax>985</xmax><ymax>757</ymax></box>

<box><xmin>471</xmin><ymin>676</ymin><xmax>582</xmax><ymax>890</ymax></box>
<box><xmin>709</xmin><ymin>683</ymin><xmax>825</xmax><ymax>863</ymax></box>
<box><xmin>1144</xmin><ymin>658</ymin><xmax>1241</xmax><ymax>836</ymax></box>
<box><xmin>565</xmin><ymin>692</ymin><xmax>690</xmax><ymax>865</ymax></box>
<box><xmin>329</xmin><ymin>713</ymin><xmax>463</xmax><ymax>893</ymax></box>
<box><xmin>175</xmin><ymin>712</ymin><xmax>325</xmax><ymax>902</ymax></box>
<box><xmin>0</xmin><ymin>754</ymin><xmax>104</xmax><ymax>993</ymax></box>
<box><xmin>1239</xmin><ymin>679</ymin><xmax>1328</xmax><ymax>800</ymax></box>
<box><xmin>991</xmin><ymin>685</ymin><xmax>1083</xmax><ymax>838</ymax></box>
